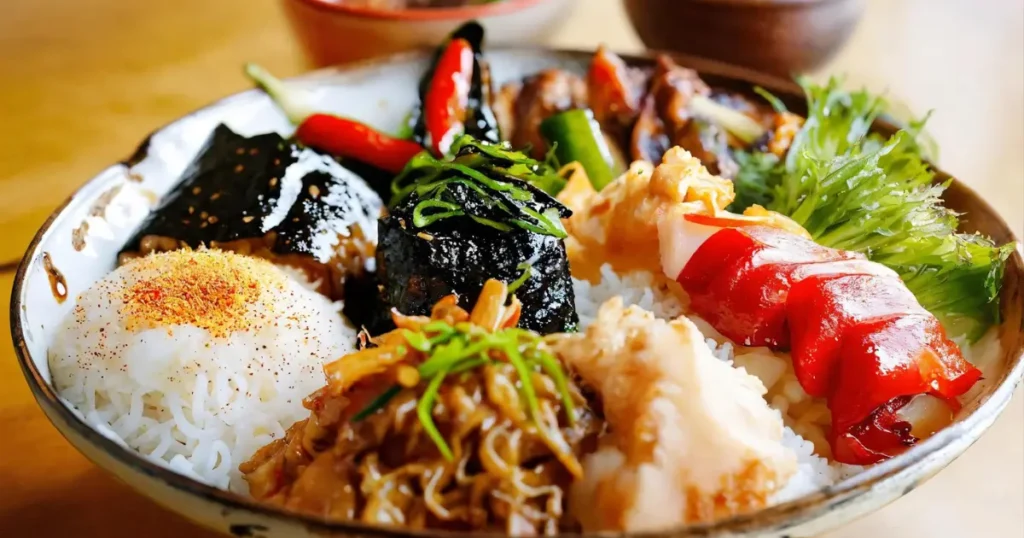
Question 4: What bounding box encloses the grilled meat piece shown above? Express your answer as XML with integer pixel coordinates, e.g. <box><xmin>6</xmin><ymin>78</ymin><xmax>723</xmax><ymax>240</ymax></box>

<box><xmin>509</xmin><ymin>69</ymin><xmax>588</xmax><ymax>159</ymax></box>
<box><xmin>587</xmin><ymin>45</ymin><xmax>648</xmax><ymax>144</ymax></box>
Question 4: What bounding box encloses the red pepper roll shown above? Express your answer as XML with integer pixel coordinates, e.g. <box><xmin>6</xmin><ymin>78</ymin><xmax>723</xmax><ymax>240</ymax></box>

<box><xmin>832</xmin><ymin>395</ymin><xmax>915</xmax><ymax>465</ymax></box>
<box><xmin>677</xmin><ymin>224</ymin><xmax>982</xmax><ymax>465</ymax></box>
<box><xmin>786</xmin><ymin>273</ymin><xmax>927</xmax><ymax>397</ymax></box>
<box><xmin>828</xmin><ymin>314</ymin><xmax>980</xmax><ymax>463</ymax></box>
<box><xmin>679</xmin><ymin>226</ymin><xmax>857</xmax><ymax>347</ymax></box>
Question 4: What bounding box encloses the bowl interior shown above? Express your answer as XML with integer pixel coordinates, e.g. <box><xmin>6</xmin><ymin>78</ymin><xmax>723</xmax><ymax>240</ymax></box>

<box><xmin>11</xmin><ymin>48</ymin><xmax>1024</xmax><ymax>537</ymax></box>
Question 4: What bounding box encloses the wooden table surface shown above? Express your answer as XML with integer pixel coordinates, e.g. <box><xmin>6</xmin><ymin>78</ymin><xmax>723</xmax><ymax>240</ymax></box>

<box><xmin>1</xmin><ymin>0</ymin><xmax>1021</xmax><ymax>536</ymax></box>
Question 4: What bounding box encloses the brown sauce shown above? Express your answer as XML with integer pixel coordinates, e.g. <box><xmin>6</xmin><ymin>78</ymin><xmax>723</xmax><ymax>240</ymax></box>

<box><xmin>42</xmin><ymin>252</ymin><xmax>68</xmax><ymax>303</ymax></box>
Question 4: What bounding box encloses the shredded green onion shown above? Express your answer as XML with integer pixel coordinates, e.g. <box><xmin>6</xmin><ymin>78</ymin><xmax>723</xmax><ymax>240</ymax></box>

<box><xmin>470</xmin><ymin>215</ymin><xmax>513</xmax><ymax>232</ymax></box>
<box><xmin>352</xmin><ymin>385</ymin><xmax>402</xmax><ymax>423</ymax></box>
<box><xmin>412</xmin><ymin>199</ymin><xmax>464</xmax><ymax>228</ymax></box>
<box><xmin>754</xmin><ymin>86</ymin><xmax>788</xmax><ymax>114</ymax></box>
<box><xmin>507</xmin><ymin>263</ymin><xmax>533</xmax><ymax>294</ymax></box>
<box><xmin>390</xmin><ymin>135</ymin><xmax>571</xmax><ymax>237</ymax></box>
<box><xmin>351</xmin><ymin>306</ymin><xmax>576</xmax><ymax>461</ymax></box>
<box><xmin>418</xmin><ymin>364</ymin><xmax>454</xmax><ymax>461</ymax></box>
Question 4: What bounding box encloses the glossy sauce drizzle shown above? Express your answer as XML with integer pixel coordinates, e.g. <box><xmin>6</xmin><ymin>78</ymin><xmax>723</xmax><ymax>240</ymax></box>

<box><xmin>42</xmin><ymin>252</ymin><xmax>68</xmax><ymax>303</ymax></box>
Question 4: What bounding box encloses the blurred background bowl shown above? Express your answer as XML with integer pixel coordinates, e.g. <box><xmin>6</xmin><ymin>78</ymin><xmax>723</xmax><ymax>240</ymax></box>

<box><xmin>282</xmin><ymin>0</ymin><xmax>577</xmax><ymax>66</ymax></box>
<box><xmin>623</xmin><ymin>0</ymin><xmax>866</xmax><ymax>75</ymax></box>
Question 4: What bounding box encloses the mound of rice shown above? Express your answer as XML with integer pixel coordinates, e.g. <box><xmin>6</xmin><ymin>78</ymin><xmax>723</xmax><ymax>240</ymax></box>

<box><xmin>49</xmin><ymin>249</ymin><xmax>355</xmax><ymax>490</ymax></box>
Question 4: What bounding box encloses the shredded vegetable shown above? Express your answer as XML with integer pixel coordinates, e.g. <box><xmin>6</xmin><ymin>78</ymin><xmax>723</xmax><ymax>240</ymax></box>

<box><xmin>391</xmin><ymin>135</ymin><xmax>571</xmax><ymax>237</ymax></box>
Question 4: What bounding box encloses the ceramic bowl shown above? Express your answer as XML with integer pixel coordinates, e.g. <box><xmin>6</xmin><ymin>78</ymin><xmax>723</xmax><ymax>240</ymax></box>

<box><xmin>623</xmin><ymin>0</ymin><xmax>866</xmax><ymax>75</ymax></box>
<box><xmin>11</xmin><ymin>49</ymin><xmax>1024</xmax><ymax>538</ymax></box>
<box><xmin>281</xmin><ymin>0</ymin><xmax>578</xmax><ymax>66</ymax></box>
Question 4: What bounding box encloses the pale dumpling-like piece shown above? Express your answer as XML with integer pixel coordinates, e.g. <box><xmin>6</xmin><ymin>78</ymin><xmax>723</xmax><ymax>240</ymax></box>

<box><xmin>552</xmin><ymin>298</ymin><xmax>797</xmax><ymax>532</ymax></box>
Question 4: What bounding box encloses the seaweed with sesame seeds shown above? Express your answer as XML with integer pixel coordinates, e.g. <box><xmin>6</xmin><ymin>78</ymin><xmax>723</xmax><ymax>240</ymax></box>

<box><xmin>121</xmin><ymin>124</ymin><xmax>384</xmax><ymax>299</ymax></box>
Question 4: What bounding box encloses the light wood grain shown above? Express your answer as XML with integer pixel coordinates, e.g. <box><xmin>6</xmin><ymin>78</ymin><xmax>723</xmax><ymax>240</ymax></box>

<box><xmin>0</xmin><ymin>0</ymin><xmax>1021</xmax><ymax>537</ymax></box>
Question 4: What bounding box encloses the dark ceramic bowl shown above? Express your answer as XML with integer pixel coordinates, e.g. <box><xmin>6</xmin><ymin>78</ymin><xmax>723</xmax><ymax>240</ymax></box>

<box><xmin>11</xmin><ymin>48</ymin><xmax>1024</xmax><ymax>538</ymax></box>
<box><xmin>623</xmin><ymin>0</ymin><xmax>866</xmax><ymax>75</ymax></box>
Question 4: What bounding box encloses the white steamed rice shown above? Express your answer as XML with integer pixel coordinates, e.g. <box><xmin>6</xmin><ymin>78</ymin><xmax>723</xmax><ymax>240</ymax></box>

<box><xmin>49</xmin><ymin>250</ymin><xmax>356</xmax><ymax>490</ymax></box>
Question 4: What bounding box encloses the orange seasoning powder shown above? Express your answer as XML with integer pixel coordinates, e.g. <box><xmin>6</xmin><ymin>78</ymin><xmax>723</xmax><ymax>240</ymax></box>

<box><xmin>120</xmin><ymin>250</ymin><xmax>267</xmax><ymax>338</ymax></box>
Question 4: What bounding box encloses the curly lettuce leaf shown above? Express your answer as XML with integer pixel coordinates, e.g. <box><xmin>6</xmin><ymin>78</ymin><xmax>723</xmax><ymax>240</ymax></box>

<box><xmin>726</xmin><ymin>150</ymin><xmax>780</xmax><ymax>212</ymax></box>
<box><xmin>731</xmin><ymin>79</ymin><xmax>1011</xmax><ymax>340</ymax></box>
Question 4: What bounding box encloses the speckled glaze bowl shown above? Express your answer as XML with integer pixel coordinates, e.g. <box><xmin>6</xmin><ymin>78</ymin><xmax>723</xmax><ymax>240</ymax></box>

<box><xmin>11</xmin><ymin>49</ymin><xmax>1024</xmax><ymax>538</ymax></box>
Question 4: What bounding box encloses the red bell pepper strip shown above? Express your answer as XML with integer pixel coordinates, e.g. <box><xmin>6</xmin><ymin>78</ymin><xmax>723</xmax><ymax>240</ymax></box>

<box><xmin>786</xmin><ymin>273</ymin><xmax>928</xmax><ymax>397</ymax></box>
<box><xmin>678</xmin><ymin>225</ymin><xmax>858</xmax><ymax>347</ymax></box>
<box><xmin>423</xmin><ymin>38</ymin><xmax>475</xmax><ymax>156</ymax></box>
<box><xmin>245</xmin><ymin>63</ymin><xmax>422</xmax><ymax>173</ymax></box>
<box><xmin>832</xmin><ymin>395</ymin><xmax>915</xmax><ymax>464</ymax></box>
<box><xmin>827</xmin><ymin>315</ymin><xmax>979</xmax><ymax>463</ymax></box>
<box><xmin>676</xmin><ymin>224</ymin><xmax>982</xmax><ymax>465</ymax></box>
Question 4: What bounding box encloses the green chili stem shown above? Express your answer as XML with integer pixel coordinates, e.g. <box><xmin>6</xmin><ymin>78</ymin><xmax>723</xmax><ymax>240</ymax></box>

<box><xmin>244</xmin><ymin>63</ymin><xmax>314</xmax><ymax>126</ymax></box>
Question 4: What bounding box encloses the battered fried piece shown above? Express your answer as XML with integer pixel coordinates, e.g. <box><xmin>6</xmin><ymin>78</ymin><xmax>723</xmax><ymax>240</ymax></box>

<box><xmin>561</xmin><ymin>147</ymin><xmax>734</xmax><ymax>280</ymax></box>
<box><xmin>552</xmin><ymin>299</ymin><xmax>796</xmax><ymax>531</ymax></box>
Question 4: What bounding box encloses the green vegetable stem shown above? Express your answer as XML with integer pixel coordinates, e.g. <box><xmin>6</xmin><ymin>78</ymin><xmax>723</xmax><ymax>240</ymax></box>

<box><xmin>540</xmin><ymin>109</ymin><xmax>622</xmax><ymax>191</ymax></box>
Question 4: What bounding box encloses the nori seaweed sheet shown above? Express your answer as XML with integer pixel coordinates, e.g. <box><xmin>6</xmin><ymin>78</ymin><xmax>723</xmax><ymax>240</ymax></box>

<box><xmin>122</xmin><ymin>124</ymin><xmax>383</xmax><ymax>262</ymax></box>
<box><xmin>376</xmin><ymin>201</ymin><xmax>578</xmax><ymax>335</ymax></box>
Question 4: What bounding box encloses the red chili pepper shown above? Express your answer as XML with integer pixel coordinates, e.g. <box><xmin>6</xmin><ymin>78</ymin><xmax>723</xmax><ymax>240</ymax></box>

<box><xmin>295</xmin><ymin>113</ymin><xmax>423</xmax><ymax>174</ymax></box>
<box><xmin>244</xmin><ymin>63</ymin><xmax>423</xmax><ymax>174</ymax></box>
<box><xmin>424</xmin><ymin>38</ymin><xmax>474</xmax><ymax>156</ymax></box>
<box><xmin>677</xmin><ymin>224</ymin><xmax>982</xmax><ymax>465</ymax></box>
